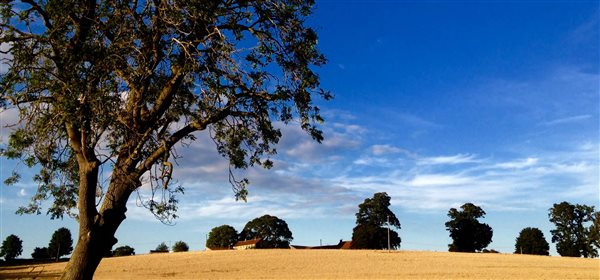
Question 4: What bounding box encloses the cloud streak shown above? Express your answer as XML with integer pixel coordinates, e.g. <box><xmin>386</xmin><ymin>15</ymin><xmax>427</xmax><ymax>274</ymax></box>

<box><xmin>541</xmin><ymin>115</ymin><xmax>592</xmax><ymax>126</ymax></box>
<box><xmin>418</xmin><ymin>154</ymin><xmax>479</xmax><ymax>165</ymax></box>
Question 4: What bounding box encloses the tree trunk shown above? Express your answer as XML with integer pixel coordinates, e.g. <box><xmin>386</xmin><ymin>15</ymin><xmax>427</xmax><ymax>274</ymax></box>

<box><xmin>59</xmin><ymin>161</ymin><xmax>135</xmax><ymax>279</ymax></box>
<box><xmin>59</xmin><ymin>201</ymin><xmax>129</xmax><ymax>280</ymax></box>
<box><xmin>60</xmin><ymin>229</ymin><xmax>108</xmax><ymax>280</ymax></box>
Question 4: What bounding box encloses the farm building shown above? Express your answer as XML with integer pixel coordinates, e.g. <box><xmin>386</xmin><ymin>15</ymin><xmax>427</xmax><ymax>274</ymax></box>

<box><xmin>233</xmin><ymin>238</ymin><xmax>263</xmax><ymax>250</ymax></box>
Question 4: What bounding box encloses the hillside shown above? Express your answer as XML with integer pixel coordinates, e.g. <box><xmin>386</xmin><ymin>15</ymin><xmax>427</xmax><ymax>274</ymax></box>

<box><xmin>1</xmin><ymin>250</ymin><xmax>598</xmax><ymax>279</ymax></box>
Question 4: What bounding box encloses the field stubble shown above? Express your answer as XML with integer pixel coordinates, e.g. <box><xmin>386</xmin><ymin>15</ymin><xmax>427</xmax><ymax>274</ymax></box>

<box><xmin>0</xmin><ymin>250</ymin><xmax>598</xmax><ymax>279</ymax></box>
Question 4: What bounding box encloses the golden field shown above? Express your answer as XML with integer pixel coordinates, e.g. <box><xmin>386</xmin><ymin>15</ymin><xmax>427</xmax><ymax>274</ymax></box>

<box><xmin>1</xmin><ymin>250</ymin><xmax>598</xmax><ymax>279</ymax></box>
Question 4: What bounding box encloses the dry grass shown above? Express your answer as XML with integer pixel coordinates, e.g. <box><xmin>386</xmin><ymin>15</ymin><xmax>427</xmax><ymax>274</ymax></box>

<box><xmin>1</xmin><ymin>250</ymin><xmax>598</xmax><ymax>279</ymax></box>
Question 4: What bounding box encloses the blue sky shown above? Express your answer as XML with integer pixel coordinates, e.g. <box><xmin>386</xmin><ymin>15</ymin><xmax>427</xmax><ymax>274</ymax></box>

<box><xmin>1</xmin><ymin>1</ymin><xmax>599</xmax><ymax>256</ymax></box>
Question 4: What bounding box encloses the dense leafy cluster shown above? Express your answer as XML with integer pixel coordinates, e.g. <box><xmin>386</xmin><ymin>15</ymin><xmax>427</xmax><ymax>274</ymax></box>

<box><xmin>32</xmin><ymin>247</ymin><xmax>51</xmax><ymax>260</ymax></box>
<box><xmin>239</xmin><ymin>215</ymin><xmax>293</xmax><ymax>248</ymax></box>
<box><xmin>549</xmin><ymin>202</ymin><xmax>599</xmax><ymax>258</ymax></box>
<box><xmin>0</xmin><ymin>0</ymin><xmax>329</xmax><ymax>220</ymax></box>
<box><xmin>155</xmin><ymin>242</ymin><xmax>169</xmax><ymax>252</ymax></box>
<box><xmin>0</xmin><ymin>234</ymin><xmax>23</xmax><ymax>261</ymax></box>
<box><xmin>351</xmin><ymin>192</ymin><xmax>401</xmax><ymax>249</ymax></box>
<box><xmin>514</xmin><ymin>227</ymin><xmax>549</xmax><ymax>255</ymax></box>
<box><xmin>112</xmin><ymin>246</ymin><xmax>135</xmax><ymax>257</ymax></box>
<box><xmin>445</xmin><ymin>203</ymin><xmax>493</xmax><ymax>252</ymax></box>
<box><xmin>206</xmin><ymin>225</ymin><xmax>239</xmax><ymax>249</ymax></box>
<box><xmin>48</xmin><ymin>228</ymin><xmax>73</xmax><ymax>260</ymax></box>
<box><xmin>172</xmin><ymin>241</ymin><xmax>189</xmax><ymax>252</ymax></box>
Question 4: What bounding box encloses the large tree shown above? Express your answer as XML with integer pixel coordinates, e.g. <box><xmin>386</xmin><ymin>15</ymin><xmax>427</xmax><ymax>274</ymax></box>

<box><xmin>0</xmin><ymin>1</ymin><xmax>328</xmax><ymax>279</ymax></box>
<box><xmin>0</xmin><ymin>234</ymin><xmax>23</xmax><ymax>261</ymax></box>
<box><xmin>549</xmin><ymin>201</ymin><xmax>599</xmax><ymax>258</ymax></box>
<box><xmin>206</xmin><ymin>225</ymin><xmax>238</xmax><ymax>249</ymax></box>
<box><xmin>48</xmin><ymin>227</ymin><xmax>74</xmax><ymax>261</ymax></box>
<box><xmin>239</xmin><ymin>214</ymin><xmax>293</xmax><ymax>248</ymax></box>
<box><xmin>514</xmin><ymin>227</ymin><xmax>549</xmax><ymax>256</ymax></box>
<box><xmin>351</xmin><ymin>192</ymin><xmax>401</xmax><ymax>249</ymax></box>
<box><xmin>445</xmin><ymin>203</ymin><xmax>493</xmax><ymax>252</ymax></box>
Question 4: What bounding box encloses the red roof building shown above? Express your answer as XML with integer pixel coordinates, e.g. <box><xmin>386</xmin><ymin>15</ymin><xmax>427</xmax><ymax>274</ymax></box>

<box><xmin>233</xmin><ymin>238</ymin><xmax>262</xmax><ymax>250</ymax></box>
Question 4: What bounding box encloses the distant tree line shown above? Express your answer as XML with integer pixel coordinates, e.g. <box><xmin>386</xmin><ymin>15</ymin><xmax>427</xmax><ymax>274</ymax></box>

<box><xmin>0</xmin><ymin>227</ymin><xmax>189</xmax><ymax>261</ymax></box>
<box><xmin>1</xmin><ymin>199</ymin><xmax>597</xmax><ymax>261</ymax></box>
<box><xmin>204</xmin><ymin>195</ymin><xmax>600</xmax><ymax>258</ymax></box>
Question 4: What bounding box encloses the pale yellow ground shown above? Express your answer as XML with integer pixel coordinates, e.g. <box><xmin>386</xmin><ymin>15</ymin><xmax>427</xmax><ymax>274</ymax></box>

<box><xmin>1</xmin><ymin>250</ymin><xmax>599</xmax><ymax>279</ymax></box>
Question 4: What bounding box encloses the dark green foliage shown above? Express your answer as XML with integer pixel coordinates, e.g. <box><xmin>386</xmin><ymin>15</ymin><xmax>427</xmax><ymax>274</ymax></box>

<box><xmin>172</xmin><ymin>241</ymin><xmax>189</xmax><ymax>252</ymax></box>
<box><xmin>351</xmin><ymin>224</ymin><xmax>401</xmax><ymax>249</ymax></box>
<box><xmin>206</xmin><ymin>225</ymin><xmax>239</xmax><ymax>249</ymax></box>
<box><xmin>590</xmin><ymin>212</ymin><xmax>600</xmax><ymax>254</ymax></box>
<box><xmin>549</xmin><ymin>202</ymin><xmax>599</xmax><ymax>258</ymax></box>
<box><xmin>239</xmin><ymin>215</ymin><xmax>293</xmax><ymax>248</ymax></box>
<box><xmin>0</xmin><ymin>234</ymin><xmax>23</xmax><ymax>261</ymax></box>
<box><xmin>351</xmin><ymin>192</ymin><xmax>401</xmax><ymax>249</ymax></box>
<box><xmin>514</xmin><ymin>227</ymin><xmax>549</xmax><ymax>255</ymax></box>
<box><xmin>112</xmin><ymin>246</ymin><xmax>135</xmax><ymax>257</ymax></box>
<box><xmin>356</xmin><ymin>192</ymin><xmax>401</xmax><ymax>228</ymax></box>
<box><xmin>31</xmin><ymin>247</ymin><xmax>50</xmax><ymax>260</ymax></box>
<box><xmin>48</xmin><ymin>227</ymin><xmax>73</xmax><ymax>260</ymax></box>
<box><xmin>445</xmin><ymin>203</ymin><xmax>493</xmax><ymax>252</ymax></box>
<box><xmin>0</xmin><ymin>0</ymin><xmax>329</xmax><ymax>221</ymax></box>
<box><xmin>155</xmin><ymin>242</ymin><xmax>169</xmax><ymax>252</ymax></box>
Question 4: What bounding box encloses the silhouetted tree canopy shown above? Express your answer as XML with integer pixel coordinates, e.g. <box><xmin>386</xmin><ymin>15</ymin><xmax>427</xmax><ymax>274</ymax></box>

<box><xmin>351</xmin><ymin>224</ymin><xmax>401</xmax><ymax>249</ymax></box>
<box><xmin>155</xmin><ymin>242</ymin><xmax>169</xmax><ymax>252</ymax></box>
<box><xmin>32</xmin><ymin>247</ymin><xmax>51</xmax><ymax>260</ymax></box>
<box><xmin>351</xmin><ymin>192</ymin><xmax>401</xmax><ymax>249</ymax></box>
<box><xmin>514</xmin><ymin>227</ymin><xmax>549</xmax><ymax>255</ymax></box>
<box><xmin>172</xmin><ymin>241</ymin><xmax>189</xmax><ymax>252</ymax></box>
<box><xmin>206</xmin><ymin>225</ymin><xmax>239</xmax><ymax>249</ymax></box>
<box><xmin>549</xmin><ymin>201</ymin><xmax>599</xmax><ymax>258</ymax></box>
<box><xmin>112</xmin><ymin>246</ymin><xmax>135</xmax><ymax>257</ymax></box>
<box><xmin>239</xmin><ymin>215</ymin><xmax>293</xmax><ymax>248</ymax></box>
<box><xmin>48</xmin><ymin>228</ymin><xmax>73</xmax><ymax>260</ymax></box>
<box><xmin>0</xmin><ymin>234</ymin><xmax>23</xmax><ymax>261</ymax></box>
<box><xmin>445</xmin><ymin>203</ymin><xmax>493</xmax><ymax>252</ymax></box>
<box><xmin>0</xmin><ymin>0</ymin><xmax>327</xmax><ymax>278</ymax></box>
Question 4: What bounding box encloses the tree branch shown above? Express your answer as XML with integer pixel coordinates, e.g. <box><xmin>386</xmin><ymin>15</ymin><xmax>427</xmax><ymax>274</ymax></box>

<box><xmin>21</xmin><ymin>0</ymin><xmax>53</xmax><ymax>29</ymax></box>
<box><xmin>135</xmin><ymin>105</ymin><xmax>234</xmax><ymax>176</ymax></box>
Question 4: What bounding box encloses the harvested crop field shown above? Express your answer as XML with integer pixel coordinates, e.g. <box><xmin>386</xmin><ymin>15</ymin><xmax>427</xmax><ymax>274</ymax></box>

<box><xmin>1</xmin><ymin>250</ymin><xmax>598</xmax><ymax>279</ymax></box>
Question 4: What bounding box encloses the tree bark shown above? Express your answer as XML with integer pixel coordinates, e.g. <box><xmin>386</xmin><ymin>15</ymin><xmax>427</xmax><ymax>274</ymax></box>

<box><xmin>59</xmin><ymin>160</ymin><xmax>136</xmax><ymax>279</ymax></box>
<box><xmin>59</xmin><ymin>190</ymin><xmax>132</xmax><ymax>280</ymax></box>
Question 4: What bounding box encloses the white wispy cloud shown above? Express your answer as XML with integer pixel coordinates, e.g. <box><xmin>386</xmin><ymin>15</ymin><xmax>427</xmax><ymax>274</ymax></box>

<box><xmin>541</xmin><ymin>115</ymin><xmax>592</xmax><ymax>126</ymax></box>
<box><xmin>370</xmin><ymin>144</ymin><xmax>410</xmax><ymax>156</ymax></box>
<box><xmin>407</xmin><ymin>174</ymin><xmax>475</xmax><ymax>187</ymax></box>
<box><xmin>0</xmin><ymin>108</ymin><xmax>20</xmax><ymax>143</ymax></box>
<box><xmin>494</xmin><ymin>157</ymin><xmax>538</xmax><ymax>169</ymax></box>
<box><xmin>281</xmin><ymin>122</ymin><xmax>363</xmax><ymax>163</ymax></box>
<box><xmin>418</xmin><ymin>154</ymin><xmax>479</xmax><ymax>165</ymax></box>
<box><xmin>0</xmin><ymin>42</ymin><xmax>12</xmax><ymax>74</ymax></box>
<box><xmin>395</xmin><ymin>112</ymin><xmax>441</xmax><ymax>128</ymax></box>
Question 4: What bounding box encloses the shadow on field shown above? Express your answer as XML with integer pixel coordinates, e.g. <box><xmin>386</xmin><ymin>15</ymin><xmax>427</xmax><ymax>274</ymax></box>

<box><xmin>0</xmin><ymin>265</ymin><xmax>62</xmax><ymax>279</ymax></box>
<box><xmin>0</xmin><ymin>260</ymin><xmax>68</xmax><ymax>280</ymax></box>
